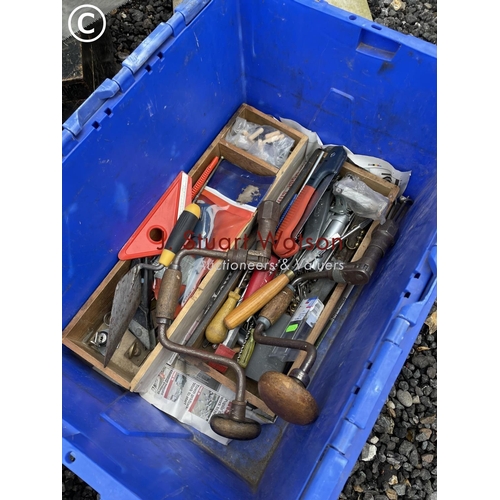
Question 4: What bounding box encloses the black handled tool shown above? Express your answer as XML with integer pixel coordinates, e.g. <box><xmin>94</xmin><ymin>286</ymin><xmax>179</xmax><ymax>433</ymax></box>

<box><xmin>158</xmin><ymin>156</ymin><xmax>223</xmax><ymax>267</ymax></box>
<box><xmin>273</xmin><ymin>146</ymin><xmax>347</xmax><ymax>258</ymax></box>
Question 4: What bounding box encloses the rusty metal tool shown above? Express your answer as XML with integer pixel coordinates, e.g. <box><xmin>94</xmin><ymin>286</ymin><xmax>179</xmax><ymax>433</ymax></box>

<box><xmin>103</xmin><ymin>264</ymin><xmax>143</xmax><ymax>367</ymax></box>
<box><xmin>225</xmin><ymin>196</ymin><xmax>412</xmax><ymax>330</ymax></box>
<box><xmin>153</xmin><ymin>200</ymin><xmax>281</xmax><ymax>440</ymax></box>
<box><xmin>328</xmin><ymin>196</ymin><xmax>413</xmax><ymax>285</ymax></box>
<box><xmin>207</xmin><ymin>323</ymin><xmax>243</xmax><ymax>373</ymax></box>
<box><xmin>250</xmin><ymin>198</ymin><xmax>412</xmax><ymax>425</ymax></box>
<box><xmin>128</xmin><ymin>258</ymin><xmax>156</xmax><ymax>350</ymax></box>
<box><xmin>252</xmin><ymin>288</ymin><xmax>319</xmax><ymax>425</ymax></box>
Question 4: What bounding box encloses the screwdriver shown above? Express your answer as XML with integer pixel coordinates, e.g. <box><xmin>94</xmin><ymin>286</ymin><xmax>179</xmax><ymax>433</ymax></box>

<box><xmin>224</xmin><ymin>269</ymin><xmax>296</xmax><ymax>330</ymax></box>
<box><xmin>205</xmin><ymin>255</ymin><xmax>278</xmax><ymax>352</ymax></box>
<box><xmin>205</xmin><ymin>269</ymin><xmax>250</xmax><ymax>344</ymax></box>
<box><xmin>158</xmin><ymin>156</ymin><xmax>223</xmax><ymax>267</ymax></box>
<box><xmin>273</xmin><ymin>146</ymin><xmax>347</xmax><ymax>258</ymax></box>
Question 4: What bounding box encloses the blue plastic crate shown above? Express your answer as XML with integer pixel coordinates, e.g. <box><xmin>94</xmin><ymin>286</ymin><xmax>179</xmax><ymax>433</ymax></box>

<box><xmin>62</xmin><ymin>0</ymin><xmax>437</xmax><ymax>498</ymax></box>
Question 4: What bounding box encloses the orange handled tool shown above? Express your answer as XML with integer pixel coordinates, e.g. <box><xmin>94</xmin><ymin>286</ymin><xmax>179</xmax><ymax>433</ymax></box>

<box><xmin>273</xmin><ymin>146</ymin><xmax>348</xmax><ymax>258</ymax></box>
<box><xmin>274</xmin><ymin>186</ymin><xmax>317</xmax><ymax>258</ymax></box>
<box><xmin>191</xmin><ymin>156</ymin><xmax>220</xmax><ymax>199</ymax></box>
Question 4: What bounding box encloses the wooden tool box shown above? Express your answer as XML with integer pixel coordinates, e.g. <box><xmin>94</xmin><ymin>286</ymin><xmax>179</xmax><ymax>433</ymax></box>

<box><xmin>62</xmin><ymin>103</ymin><xmax>399</xmax><ymax>419</ymax></box>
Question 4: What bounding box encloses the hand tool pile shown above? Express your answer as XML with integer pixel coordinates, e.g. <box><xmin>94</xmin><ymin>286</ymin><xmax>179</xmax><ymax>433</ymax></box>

<box><xmin>92</xmin><ymin>145</ymin><xmax>413</xmax><ymax>441</ymax></box>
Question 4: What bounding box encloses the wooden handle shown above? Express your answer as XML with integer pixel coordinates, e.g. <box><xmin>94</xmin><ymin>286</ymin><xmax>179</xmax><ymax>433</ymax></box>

<box><xmin>156</xmin><ymin>269</ymin><xmax>182</xmax><ymax>320</ymax></box>
<box><xmin>205</xmin><ymin>290</ymin><xmax>241</xmax><ymax>344</ymax></box>
<box><xmin>259</xmin><ymin>287</ymin><xmax>295</xmax><ymax>325</ymax></box>
<box><xmin>224</xmin><ymin>272</ymin><xmax>294</xmax><ymax>330</ymax></box>
<box><xmin>273</xmin><ymin>186</ymin><xmax>315</xmax><ymax>258</ymax></box>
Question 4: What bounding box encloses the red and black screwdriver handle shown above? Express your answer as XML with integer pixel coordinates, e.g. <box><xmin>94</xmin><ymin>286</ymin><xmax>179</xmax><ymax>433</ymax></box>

<box><xmin>273</xmin><ymin>146</ymin><xmax>347</xmax><ymax>258</ymax></box>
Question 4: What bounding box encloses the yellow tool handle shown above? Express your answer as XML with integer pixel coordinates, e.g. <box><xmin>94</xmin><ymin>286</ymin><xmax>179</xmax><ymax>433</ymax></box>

<box><xmin>158</xmin><ymin>203</ymin><xmax>201</xmax><ymax>267</ymax></box>
<box><xmin>237</xmin><ymin>331</ymin><xmax>255</xmax><ymax>368</ymax></box>
<box><xmin>224</xmin><ymin>271</ymin><xmax>295</xmax><ymax>330</ymax></box>
<box><xmin>205</xmin><ymin>290</ymin><xmax>241</xmax><ymax>344</ymax></box>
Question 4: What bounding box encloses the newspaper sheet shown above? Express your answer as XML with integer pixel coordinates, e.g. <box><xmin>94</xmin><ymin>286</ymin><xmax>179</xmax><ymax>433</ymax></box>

<box><xmin>140</xmin><ymin>355</ymin><xmax>270</xmax><ymax>445</ymax></box>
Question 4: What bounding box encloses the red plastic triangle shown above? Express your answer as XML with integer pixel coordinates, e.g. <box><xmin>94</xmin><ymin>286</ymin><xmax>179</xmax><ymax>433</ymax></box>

<box><xmin>118</xmin><ymin>172</ymin><xmax>192</xmax><ymax>260</ymax></box>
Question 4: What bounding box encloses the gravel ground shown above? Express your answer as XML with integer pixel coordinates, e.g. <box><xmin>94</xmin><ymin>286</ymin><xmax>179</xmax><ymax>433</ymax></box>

<box><xmin>62</xmin><ymin>1</ymin><xmax>437</xmax><ymax>498</ymax></box>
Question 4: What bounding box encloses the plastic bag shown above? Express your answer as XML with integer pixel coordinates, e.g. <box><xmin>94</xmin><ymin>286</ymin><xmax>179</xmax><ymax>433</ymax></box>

<box><xmin>179</xmin><ymin>160</ymin><xmax>275</xmax><ymax>305</ymax></box>
<box><xmin>279</xmin><ymin>118</ymin><xmax>411</xmax><ymax>195</ymax></box>
<box><xmin>225</xmin><ymin>117</ymin><xmax>295</xmax><ymax>168</ymax></box>
<box><xmin>333</xmin><ymin>175</ymin><xmax>390</xmax><ymax>223</ymax></box>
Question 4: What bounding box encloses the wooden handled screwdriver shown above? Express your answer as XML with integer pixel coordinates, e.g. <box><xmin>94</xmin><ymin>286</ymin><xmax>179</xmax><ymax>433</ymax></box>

<box><xmin>205</xmin><ymin>270</ymin><xmax>250</xmax><ymax>344</ymax></box>
<box><xmin>224</xmin><ymin>269</ymin><xmax>295</xmax><ymax>330</ymax></box>
<box><xmin>158</xmin><ymin>156</ymin><xmax>222</xmax><ymax>267</ymax></box>
<box><xmin>206</xmin><ymin>255</ymin><xmax>279</xmax><ymax>344</ymax></box>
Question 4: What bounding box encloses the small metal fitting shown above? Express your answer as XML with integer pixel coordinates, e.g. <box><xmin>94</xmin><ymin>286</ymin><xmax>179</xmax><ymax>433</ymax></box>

<box><xmin>289</xmin><ymin>368</ymin><xmax>310</xmax><ymax>388</ymax></box>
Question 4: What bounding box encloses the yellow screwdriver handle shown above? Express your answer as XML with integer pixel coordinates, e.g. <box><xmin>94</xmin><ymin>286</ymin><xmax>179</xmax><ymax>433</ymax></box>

<box><xmin>158</xmin><ymin>203</ymin><xmax>201</xmax><ymax>267</ymax></box>
<box><xmin>205</xmin><ymin>290</ymin><xmax>241</xmax><ymax>344</ymax></box>
<box><xmin>224</xmin><ymin>271</ymin><xmax>295</xmax><ymax>330</ymax></box>
<box><xmin>237</xmin><ymin>330</ymin><xmax>255</xmax><ymax>368</ymax></box>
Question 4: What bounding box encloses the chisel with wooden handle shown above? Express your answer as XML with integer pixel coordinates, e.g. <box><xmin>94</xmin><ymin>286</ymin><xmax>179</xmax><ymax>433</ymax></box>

<box><xmin>224</xmin><ymin>270</ymin><xmax>295</xmax><ymax>330</ymax></box>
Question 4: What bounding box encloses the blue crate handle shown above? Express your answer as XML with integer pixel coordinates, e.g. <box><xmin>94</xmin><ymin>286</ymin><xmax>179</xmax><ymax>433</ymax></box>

<box><xmin>304</xmin><ymin>242</ymin><xmax>437</xmax><ymax>498</ymax></box>
<box><xmin>345</xmin><ymin>243</ymin><xmax>437</xmax><ymax>428</ymax></box>
<box><xmin>122</xmin><ymin>1</ymin><xmax>210</xmax><ymax>74</ymax></box>
<box><xmin>397</xmin><ymin>244</ymin><xmax>437</xmax><ymax>326</ymax></box>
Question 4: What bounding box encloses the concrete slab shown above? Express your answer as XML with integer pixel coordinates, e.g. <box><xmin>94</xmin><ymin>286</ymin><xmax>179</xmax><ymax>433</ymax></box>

<box><xmin>174</xmin><ymin>0</ymin><xmax>372</xmax><ymax>21</ymax></box>
<box><xmin>324</xmin><ymin>0</ymin><xmax>373</xmax><ymax>20</ymax></box>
